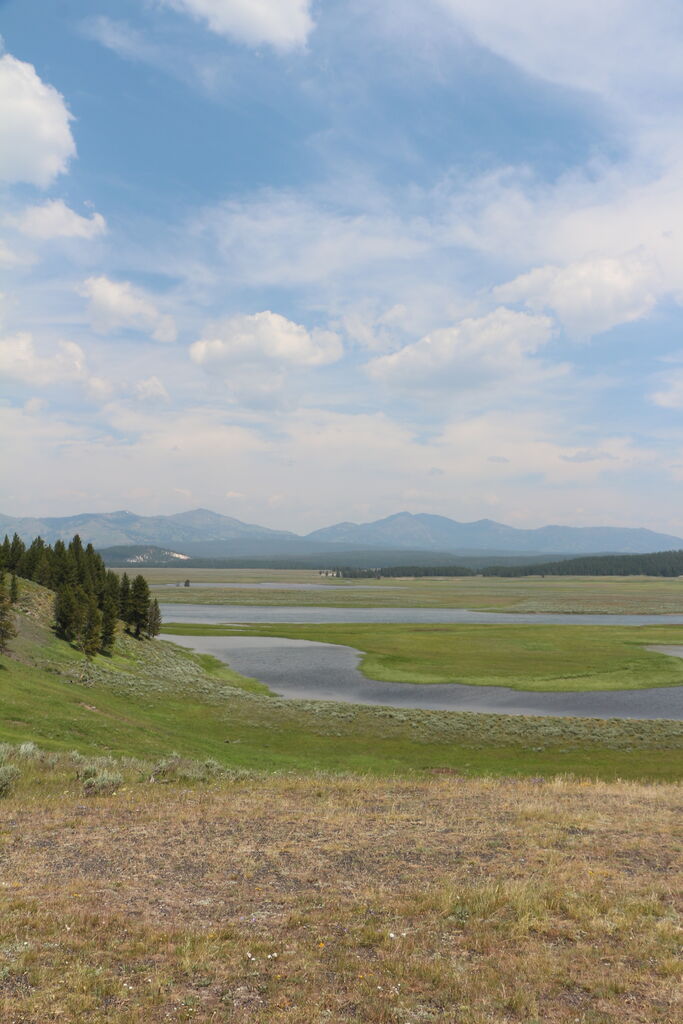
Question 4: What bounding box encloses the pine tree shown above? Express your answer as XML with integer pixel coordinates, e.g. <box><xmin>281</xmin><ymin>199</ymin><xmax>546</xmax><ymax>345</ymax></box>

<box><xmin>0</xmin><ymin>580</ymin><xmax>17</xmax><ymax>655</ymax></box>
<box><xmin>0</xmin><ymin>535</ymin><xmax>10</xmax><ymax>572</ymax></box>
<box><xmin>146</xmin><ymin>598</ymin><xmax>162</xmax><ymax>638</ymax></box>
<box><xmin>54</xmin><ymin>585</ymin><xmax>82</xmax><ymax>642</ymax></box>
<box><xmin>9</xmin><ymin>574</ymin><xmax>19</xmax><ymax>604</ymax></box>
<box><xmin>100</xmin><ymin>595</ymin><xmax>118</xmax><ymax>654</ymax></box>
<box><xmin>8</xmin><ymin>534</ymin><xmax>25</xmax><ymax>572</ymax></box>
<box><xmin>119</xmin><ymin>573</ymin><xmax>131</xmax><ymax>624</ymax></box>
<box><xmin>76</xmin><ymin>594</ymin><xmax>102</xmax><ymax>660</ymax></box>
<box><xmin>128</xmin><ymin>575</ymin><xmax>150</xmax><ymax>638</ymax></box>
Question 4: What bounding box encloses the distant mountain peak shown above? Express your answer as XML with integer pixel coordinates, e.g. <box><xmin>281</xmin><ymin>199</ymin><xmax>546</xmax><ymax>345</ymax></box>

<box><xmin>1</xmin><ymin>507</ymin><xmax>682</xmax><ymax>559</ymax></box>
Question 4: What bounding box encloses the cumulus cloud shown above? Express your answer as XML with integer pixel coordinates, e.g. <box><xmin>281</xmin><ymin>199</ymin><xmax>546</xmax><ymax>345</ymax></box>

<box><xmin>80</xmin><ymin>276</ymin><xmax>177</xmax><ymax>343</ymax></box>
<box><xmin>162</xmin><ymin>0</ymin><xmax>314</xmax><ymax>50</ymax></box>
<box><xmin>0</xmin><ymin>333</ymin><xmax>86</xmax><ymax>387</ymax></box>
<box><xmin>494</xmin><ymin>256</ymin><xmax>657</xmax><ymax>337</ymax></box>
<box><xmin>190</xmin><ymin>311</ymin><xmax>343</xmax><ymax>369</ymax></box>
<box><xmin>0</xmin><ymin>54</ymin><xmax>76</xmax><ymax>187</ymax></box>
<box><xmin>17</xmin><ymin>200</ymin><xmax>106</xmax><ymax>240</ymax></box>
<box><xmin>366</xmin><ymin>308</ymin><xmax>555</xmax><ymax>390</ymax></box>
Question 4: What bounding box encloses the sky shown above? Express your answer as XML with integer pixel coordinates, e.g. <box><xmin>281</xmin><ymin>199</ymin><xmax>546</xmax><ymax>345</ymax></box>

<box><xmin>2</xmin><ymin>0</ymin><xmax>683</xmax><ymax>534</ymax></box>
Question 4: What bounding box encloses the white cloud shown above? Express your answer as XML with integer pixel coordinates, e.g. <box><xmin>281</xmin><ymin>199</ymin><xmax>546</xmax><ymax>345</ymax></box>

<box><xmin>494</xmin><ymin>256</ymin><xmax>657</xmax><ymax>337</ymax></box>
<box><xmin>0</xmin><ymin>54</ymin><xmax>76</xmax><ymax>187</ymax></box>
<box><xmin>0</xmin><ymin>240</ymin><xmax>22</xmax><ymax>267</ymax></box>
<box><xmin>86</xmin><ymin>376</ymin><xmax>114</xmax><ymax>402</ymax></box>
<box><xmin>192</xmin><ymin>191</ymin><xmax>427</xmax><ymax>289</ymax></box>
<box><xmin>650</xmin><ymin>369</ymin><xmax>683</xmax><ymax>409</ymax></box>
<box><xmin>190</xmin><ymin>311</ymin><xmax>343</xmax><ymax>369</ymax></box>
<box><xmin>366</xmin><ymin>308</ymin><xmax>555</xmax><ymax>389</ymax></box>
<box><xmin>0</xmin><ymin>333</ymin><xmax>86</xmax><ymax>387</ymax></box>
<box><xmin>82</xmin><ymin>16</ymin><xmax>162</xmax><ymax>63</ymax></box>
<box><xmin>162</xmin><ymin>0</ymin><xmax>314</xmax><ymax>50</ymax></box>
<box><xmin>17</xmin><ymin>200</ymin><xmax>106</xmax><ymax>240</ymax></box>
<box><xmin>134</xmin><ymin>376</ymin><xmax>170</xmax><ymax>402</ymax></box>
<box><xmin>432</xmin><ymin>0</ymin><xmax>683</xmax><ymax>112</ymax></box>
<box><xmin>80</xmin><ymin>276</ymin><xmax>177</xmax><ymax>343</ymax></box>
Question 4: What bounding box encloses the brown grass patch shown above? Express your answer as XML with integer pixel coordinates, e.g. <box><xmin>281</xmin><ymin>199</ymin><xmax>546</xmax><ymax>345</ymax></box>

<box><xmin>1</xmin><ymin>775</ymin><xmax>681</xmax><ymax>1022</ymax></box>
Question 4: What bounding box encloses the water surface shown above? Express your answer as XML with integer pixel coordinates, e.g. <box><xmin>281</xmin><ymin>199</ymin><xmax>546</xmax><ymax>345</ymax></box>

<box><xmin>164</xmin><ymin>633</ymin><xmax>683</xmax><ymax>720</ymax></box>
<box><xmin>160</xmin><ymin>603</ymin><xmax>683</xmax><ymax>626</ymax></box>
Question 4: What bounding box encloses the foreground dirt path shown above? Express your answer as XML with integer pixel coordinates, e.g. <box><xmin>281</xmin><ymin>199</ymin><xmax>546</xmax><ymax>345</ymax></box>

<box><xmin>1</xmin><ymin>775</ymin><xmax>681</xmax><ymax>1022</ymax></box>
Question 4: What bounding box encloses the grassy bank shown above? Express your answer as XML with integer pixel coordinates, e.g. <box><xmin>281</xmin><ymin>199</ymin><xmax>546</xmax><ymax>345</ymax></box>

<box><xmin>145</xmin><ymin>568</ymin><xmax>683</xmax><ymax>613</ymax></box>
<box><xmin>0</xmin><ymin>756</ymin><xmax>681</xmax><ymax>1023</ymax></box>
<box><xmin>1</xmin><ymin>582</ymin><xmax>682</xmax><ymax>780</ymax></box>
<box><xmin>164</xmin><ymin>621</ymin><xmax>683</xmax><ymax>692</ymax></box>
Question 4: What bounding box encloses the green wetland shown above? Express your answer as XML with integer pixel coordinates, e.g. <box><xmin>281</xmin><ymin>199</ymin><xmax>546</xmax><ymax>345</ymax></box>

<box><xmin>3</xmin><ymin>580</ymin><xmax>683</xmax><ymax>781</ymax></box>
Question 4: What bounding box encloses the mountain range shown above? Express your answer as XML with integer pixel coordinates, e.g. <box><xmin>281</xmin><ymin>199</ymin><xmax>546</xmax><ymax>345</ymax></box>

<box><xmin>2</xmin><ymin>508</ymin><xmax>682</xmax><ymax>559</ymax></box>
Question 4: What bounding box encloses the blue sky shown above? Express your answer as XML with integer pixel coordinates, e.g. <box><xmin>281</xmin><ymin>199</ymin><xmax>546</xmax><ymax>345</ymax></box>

<box><xmin>2</xmin><ymin>0</ymin><xmax>683</xmax><ymax>534</ymax></box>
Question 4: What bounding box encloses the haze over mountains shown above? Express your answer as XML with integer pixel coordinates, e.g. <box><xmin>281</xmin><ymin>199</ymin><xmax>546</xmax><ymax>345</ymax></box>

<box><xmin>1</xmin><ymin>509</ymin><xmax>682</xmax><ymax>560</ymax></box>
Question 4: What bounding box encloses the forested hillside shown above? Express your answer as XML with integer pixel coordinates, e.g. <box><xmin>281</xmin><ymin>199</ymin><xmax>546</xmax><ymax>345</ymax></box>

<box><xmin>0</xmin><ymin>532</ymin><xmax>161</xmax><ymax>655</ymax></box>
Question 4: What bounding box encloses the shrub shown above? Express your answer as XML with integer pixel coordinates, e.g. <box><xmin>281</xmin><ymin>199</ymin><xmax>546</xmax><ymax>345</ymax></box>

<box><xmin>0</xmin><ymin>765</ymin><xmax>20</xmax><ymax>797</ymax></box>
<box><xmin>83</xmin><ymin>770</ymin><xmax>122</xmax><ymax>796</ymax></box>
<box><xmin>18</xmin><ymin>741</ymin><xmax>39</xmax><ymax>759</ymax></box>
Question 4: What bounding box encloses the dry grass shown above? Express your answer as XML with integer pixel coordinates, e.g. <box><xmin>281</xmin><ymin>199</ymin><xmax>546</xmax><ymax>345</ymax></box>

<box><xmin>1</xmin><ymin>772</ymin><xmax>681</xmax><ymax>1023</ymax></box>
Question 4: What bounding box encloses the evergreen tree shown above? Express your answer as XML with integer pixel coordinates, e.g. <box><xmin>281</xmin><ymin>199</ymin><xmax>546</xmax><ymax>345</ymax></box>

<box><xmin>146</xmin><ymin>598</ymin><xmax>162</xmax><ymax>638</ymax></box>
<box><xmin>8</xmin><ymin>534</ymin><xmax>25</xmax><ymax>572</ymax></box>
<box><xmin>128</xmin><ymin>575</ymin><xmax>150</xmax><ymax>637</ymax></box>
<box><xmin>51</xmin><ymin>540</ymin><xmax>73</xmax><ymax>588</ymax></box>
<box><xmin>119</xmin><ymin>573</ymin><xmax>131</xmax><ymax>623</ymax></box>
<box><xmin>76</xmin><ymin>594</ymin><xmax>102</xmax><ymax>660</ymax></box>
<box><xmin>9</xmin><ymin>574</ymin><xmax>18</xmax><ymax>604</ymax></box>
<box><xmin>54</xmin><ymin>585</ymin><xmax>82</xmax><ymax>642</ymax></box>
<box><xmin>104</xmin><ymin>570</ymin><xmax>121</xmax><ymax>605</ymax></box>
<box><xmin>100</xmin><ymin>595</ymin><xmax>118</xmax><ymax>654</ymax></box>
<box><xmin>0</xmin><ymin>535</ymin><xmax>10</xmax><ymax>572</ymax></box>
<box><xmin>0</xmin><ymin>580</ymin><xmax>17</xmax><ymax>655</ymax></box>
<box><xmin>34</xmin><ymin>552</ymin><xmax>53</xmax><ymax>587</ymax></box>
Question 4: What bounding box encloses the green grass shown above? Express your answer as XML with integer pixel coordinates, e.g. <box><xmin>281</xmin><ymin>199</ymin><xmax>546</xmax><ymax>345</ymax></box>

<box><xmin>163</xmin><ymin>621</ymin><xmax>683</xmax><ymax>691</ymax></box>
<box><xmin>144</xmin><ymin>567</ymin><xmax>683</xmax><ymax>613</ymax></box>
<box><xmin>3</xmin><ymin>581</ymin><xmax>683</xmax><ymax>781</ymax></box>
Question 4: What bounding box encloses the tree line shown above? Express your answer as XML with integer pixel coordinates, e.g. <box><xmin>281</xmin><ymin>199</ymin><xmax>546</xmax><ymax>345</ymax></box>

<box><xmin>0</xmin><ymin>532</ymin><xmax>161</xmax><ymax>658</ymax></box>
<box><xmin>337</xmin><ymin>549</ymin><xmax>683</xmax><ymax>579</ymax></box>
<box><xmin>480</xmin><ymin>549</ymin><xmax>683</xmax><ymax>577</ymax></box>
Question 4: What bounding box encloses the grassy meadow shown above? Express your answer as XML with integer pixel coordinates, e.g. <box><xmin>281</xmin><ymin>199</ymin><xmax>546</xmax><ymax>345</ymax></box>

<box><xmin>137</xmin><ymin>567</ymin><xmax>683</xmax><ymax>613</ymax></box>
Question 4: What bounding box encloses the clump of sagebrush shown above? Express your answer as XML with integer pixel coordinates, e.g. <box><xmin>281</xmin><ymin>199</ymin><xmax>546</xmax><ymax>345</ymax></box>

<box><xmin>17</xmin><ymin>741</ymin><xmax>39</xmax><ymax>759</ymax></box>
<box><xmin>82</xmin><ymin>770</ymin><xmax>123</xmax><ymax>796</ymax></box>
<box><xmin>0</xmin><ymin>742</ymin><xmax>259</xmax><ymax>797</ymax></box>
<box><xmin>149</xmin><ymin>751</ymin><xmax>253</xmax><ymax>783</ymax></box>
<box><xmin>0</xmin><ymin>764</ymin><xmax>20</xmax><ymax>797</ymax></box>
